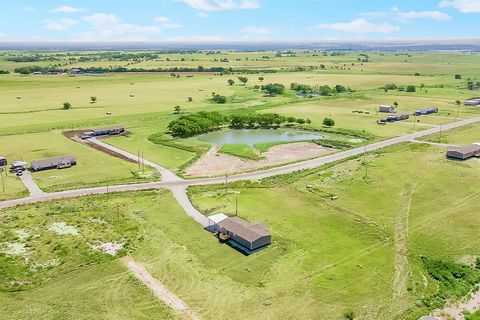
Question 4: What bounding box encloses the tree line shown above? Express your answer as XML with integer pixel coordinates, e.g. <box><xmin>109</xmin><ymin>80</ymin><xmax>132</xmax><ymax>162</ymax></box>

<box><xmin>168</xmin><ymin>111</ymin><xmax>311</xmax><ymax>138</ymax></box>
<box><xmin>290</xmin><ymin>83</ymin><xmax>352</xmax><ymax>96</ymax></box>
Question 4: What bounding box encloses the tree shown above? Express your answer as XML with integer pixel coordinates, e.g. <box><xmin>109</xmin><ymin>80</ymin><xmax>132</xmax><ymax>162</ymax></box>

<box><xmin>296</xmin><ymin>118</ymin><xmax>306</xmax><ymax>124</ymax></box>
<box><xmin>261</xmin><ymin>83</ymin><xmax>285</xmax><ymax>96</ymax></box>
<box><xmin>174</xmin><ymin>105</ymin><xmax>182</xmax><ymax>114</ymax></box>
<box><xmin>286</xmin><ymin>116</ymin><xmax>296</xmax><ymax>123</ymax></box>
<box><xmin>455</xmin><ymin>74</ymin><xmax>462</xmax><ymax>80</ymax></box>
<box><xmin>343</xmin><ymin>310</ymin><xmax>356</xmax><ymax>320</ymax></box>
<box><xmin>211</xmin><ymin>93</ymin><xmax>227</xmax><ymax>104</ymax></box>
<box><xmin>187</xmin><ymin>97</ymin><xmax>193</xmax><ymax>102</ymax></box>
<box><xmin>258</xmin><ymin>76</ymin><xmax>264</xmax><ymax>82</ymax></box>
<box><xmin>62</xmin><ymin>102</ymin><xmax>72</xmax><ymax>110</ymax></box>
<box><xmin>406</xmin><ymin>85</ymin><xmax>416</xmax><ymax>92</ymax></box>
<box><xmin>90</xmin><ymin>96</ymin><xmax>97</xmax><ymax>103</ymax></box>
<box><xmin>227</xmin><ymin>79</ymin><xmax>235</xmax><ymax>86</ymax></box>
<box><xmin>393</xmin><ymin>101</ymin><xmax>399</xmax><ymax>108</ymax></box>
<box><xmin>305</xmin><ymin>118</ymin><xmax>312</xmax><ymax>125</ymax></box>
<box><xmin>335</xmin><ymin>84</ymin><xmax>347</xmax><ymax>93</ymax></box>
<box><xmin>238</xmin><ymin>76</ymin><xmax>248</xmax><ymax>85</ymax></box>
<box><xmin>322</xmin><ymin>117</ymin><xmax>335</xmax><ymax>127</ymax></box>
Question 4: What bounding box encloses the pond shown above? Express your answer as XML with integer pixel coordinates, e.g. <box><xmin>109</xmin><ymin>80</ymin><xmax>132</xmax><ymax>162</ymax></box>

<box><xmin>198</xmin><ymin>129</ymin><xmax>324</xmax><ymax>145</ymax></box>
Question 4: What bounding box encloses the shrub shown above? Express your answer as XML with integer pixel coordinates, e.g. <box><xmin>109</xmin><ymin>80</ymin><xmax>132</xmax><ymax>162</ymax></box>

<box><xmin>322</xmin><ymin>118</ymin><xmax>335</xmax><ymax>127</ymax></box>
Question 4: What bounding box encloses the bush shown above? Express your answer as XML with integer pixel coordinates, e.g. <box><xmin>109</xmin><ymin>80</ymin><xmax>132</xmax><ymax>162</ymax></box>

<box><xmin>168</xmin><ymin>111</ymin><xmax>227</xmax><ymax>137</ymax></box>
<box><xmin>322</xmin><ymin>118</ymin><xmax>335</xmax><ymax>127</ymax></box>
<box><xmin>62</xmin><ymin>102</ymin><xmax>72</xmax><ymax>110</ymax></box>
<box><xmin>406</xmin><ymin>85</ymin><xmax>416</xmax><ymax>92</ymax></box>
<box><xmin>261</xmin><ymin>83</ymin><xmax>285</xmax><ymax>96</ymax></box>
<box><xmin>211</xmin><ymin>93</ymin><xmax>227</xmax><ymax>104</ymax></box>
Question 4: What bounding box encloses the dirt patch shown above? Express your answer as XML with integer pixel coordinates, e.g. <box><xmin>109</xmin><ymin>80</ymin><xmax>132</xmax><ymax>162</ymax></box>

<box><xmin>94</xmin><ymin>242</ymin><xmax>124</xmax><ymax>256</ymax></box>
<box><xmin>48</xmin><ymin>222</ymin><xmax>79</xmax><ymax>235</ymax></box>
<box><xmin>1</xmin><ymin>242</ymin><xmax>28</xmax><ymax>256</ymax></box>
<box><xmin>185</xmin><ymin>142</ymin><xmax>332</xmax><ymax>177</ymax></box>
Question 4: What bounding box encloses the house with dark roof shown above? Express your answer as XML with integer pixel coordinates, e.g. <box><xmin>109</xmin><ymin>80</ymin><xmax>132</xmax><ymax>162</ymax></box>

<box><xmin>81</xmin><ymin>126</ymin><xmax>125</xmax><ymax>139</ymax></box>
<box><xmin>30</xmin><ymin>155</ymin><xmax>76</xmax><ymax>171</ymax></box>
<box><xmin>217</xmin><ymin>216</ymin><xmax>271</xmax><ymax>252</ymax></box>
<box><xmin>0</xmin><ymin>156</ymin><xmax>7</xmax><ymax>167</ymax></box>
<box><xmin>446</xmin><ymin>144</ymin><xmax>480</xmax><ymax>160</ymax></box>
<box><xmin>387</xmin><ymin>113</ymin><xmax>410</xmax><ymax>122</ymax></box>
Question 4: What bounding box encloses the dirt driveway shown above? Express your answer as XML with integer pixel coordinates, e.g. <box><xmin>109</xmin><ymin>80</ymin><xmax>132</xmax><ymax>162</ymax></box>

<box><xmin>185</xmin><ymin>142</ymin><xmax>332</xmax><ymax>177</ymax></box>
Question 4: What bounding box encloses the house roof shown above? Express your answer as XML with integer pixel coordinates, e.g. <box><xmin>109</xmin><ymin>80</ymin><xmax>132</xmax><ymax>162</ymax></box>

<box><xmin>448</xmin><ymin>144</ymin><xmax>480</xmax><ymax>155</ymax></box>
<box><xmin>31</xmin><ymin>155</ymin><xmax>76</xmax><ymax>169</ymax></box>
<box><xmin>218</xmin><ymin>217</ymin><xmax>270</xmax><ymax>243</ymax></box>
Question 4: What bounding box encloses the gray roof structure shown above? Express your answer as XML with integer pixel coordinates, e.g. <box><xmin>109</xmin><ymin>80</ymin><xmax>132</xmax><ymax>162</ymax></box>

<box><xmin>218</xmin><ymin>217</ymin><xmax>270</xmax><ymax>243</ymax></box>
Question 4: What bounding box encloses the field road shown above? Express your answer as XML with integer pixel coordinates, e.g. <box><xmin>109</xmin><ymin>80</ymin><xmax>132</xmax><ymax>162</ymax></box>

<box><xmin>1</xmin><ymin>114</ymin><xmax>480</xmax><ymax>210</ymax></box>
<box><xmin>122</xmin><ymin>256</ymin><xmax>201</xmax><ymax>320</ymax></box>
<box><xmin>19</xmin><ymin>171</ymin><xmax>44</xmax><ymax>196</ymax></box>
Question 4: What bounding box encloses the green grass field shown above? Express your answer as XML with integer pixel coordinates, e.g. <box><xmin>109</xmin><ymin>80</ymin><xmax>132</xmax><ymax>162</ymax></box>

<box><xmin>1</xmin><ymin>50</ymin><xmax>480</xmax><ymax>319</ymax></box>
<box><xmin>0</xmin><ymin>131</ymin><xmax>158</xmax><ymax>194</ymax></box>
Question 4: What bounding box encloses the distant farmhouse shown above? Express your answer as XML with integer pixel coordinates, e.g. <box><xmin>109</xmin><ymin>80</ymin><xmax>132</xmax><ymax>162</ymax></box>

<box><xmin>464</xmin><ymin>97</ymin><xmax>480</xmax><ymax>106</ymax></box>
<box><xmin>31</xmin><ymin>155</ymin><xmax>76</xmax><ymax>171</ymax></box>
<box><xmin>208</xmin><ymin>213</ymin><xmax>271</xmax><ymax>254</ymax></box>
<box><xmin>387</xmin><ymin>113</ymin><xmax>409</xmax><ymax>122</ymax></box>
<box><xmin>446</xmin><ymin>143</ymin><xmax>480</xmax><ymax>160</ymax></box>
<box><xmin>69</xmin><ymin>68</ymin><xmax>82</xmax><ymax>75</ymax></box>
<box><xmin>81</xmin><ymin>126</ymin><xmax>125</xmax><ymax>139</ymax></box>
<box><xmin>0</xmin><ymin>156</ymin><xmax>7</xmax><ymax>167</ymax></box>
<box><xmin>414</xmin><ymin>107</ymin><xmax>438</xmax><ymax>116</ymax></box>
<box><xmin>379</xmin><ymin>105</ymin><xmax>395</xmax><ymax>113</ymax></box>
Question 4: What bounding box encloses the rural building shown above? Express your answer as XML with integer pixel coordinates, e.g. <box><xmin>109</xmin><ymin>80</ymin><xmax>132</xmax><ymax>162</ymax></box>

<box><xmin>387</xmin><ymin>113</ymin><xmax>410</xmax><ymax>122</ymax></box>
<box><xmin>217</xmin><ymin>216</ymin><xmax>271</xmax><ymax>252</ymax></box>
<box><xmin>0</xmin><ymin>156</ymin><xmax>7</xmax><ymax>167</ymax></box>
<box><xmin>30</xmin><ymin>155</ymin><xmax>77</xmax><ymax>171</ymax></box>
<box><xmin>379</xmin><ymin>105</ymin><xmax>395</xmax><ymax>113</ymax></box>
<box><xmin>464</xmin><ymin>98</ymin><xmax>480</xmax><ymax>106</ymax></box>
<box><xmin>10</xmin><ymin>161</ymin><xmax>27</xmax><ymax>171</ymax></box>
<box><xmin>446</xmin><ymin>144</ymin><xmax>480</xmax><ymax>160</ymax></box>
<box><xmin>69</xmin><ymin>68</ymin><xmax>82</xmax><ymax>75</ymax></box>
<box><xmin>414</xmin><ymin>107</ymin><xmax>439</xmax><ymax>116</ymax></box>
<box><xmin>81</xmin><ymin>126</ymin><xmax>125</xmax><ymax>139</ymax></box>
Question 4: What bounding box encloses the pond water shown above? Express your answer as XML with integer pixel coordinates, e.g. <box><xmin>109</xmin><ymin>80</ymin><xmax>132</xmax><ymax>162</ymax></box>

<box><xmin>198</xmin><ymin>129</ymin><xmax>323</xmax><ymax>145</ymax></box>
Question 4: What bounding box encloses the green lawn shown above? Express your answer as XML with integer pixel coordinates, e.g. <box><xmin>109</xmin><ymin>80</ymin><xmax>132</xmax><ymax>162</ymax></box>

<box><xmin>0</xmin><ymin>131</ymin><xmax>158</xmax><ymax>193</ymax></box>
<box><xmin>218</xmin><ymin>143</ymin><xmax>262</xmax><ymax>160</ymax></box>
<box><xmin>422</xmin><ymin>122</ymin><xmax>480</xmax><ymax>144</ymax></box>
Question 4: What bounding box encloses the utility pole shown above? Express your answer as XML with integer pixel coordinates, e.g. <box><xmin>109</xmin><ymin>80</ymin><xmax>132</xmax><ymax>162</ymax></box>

<box><xmin>72</xmin><ymin>124</ymin><xmax>75</xmax><ymax>138</ymax></box>
<box><xmin>363</xmin><ymin>145</ymin><xmax>368</xmax><ymax>180</ymax></box>
<box><xmin>413</xmin><ymin>114</ymin><xmax>416</xmax><ymax>130</ymax></box>
<box><xmin>235</xmin><ymin>197</ymin><xmax>238</xmax><ymax>216</ymax></box>
<box><xmin>142</xmin><ymin>152</ymin><xmax>145</xmax><ymax>173</ymax></box>
<box><xmin>0</xmin><ymin>168</ymin><xmax>5</xmax><ymax>193</ymax></box>
<box><xmin>225</xmin><ymin>171</ymin><xmax>228</xmax><ymax>195</ymax></box>
<box><xmin>137</xmin><ymin>150</ymin><xmax>141</xmax><ymax>170</ymax></box>
<box><xmin>439</xmin><ymin>123</ymin><xmax>443</xmax><ymax>142</ymax></box>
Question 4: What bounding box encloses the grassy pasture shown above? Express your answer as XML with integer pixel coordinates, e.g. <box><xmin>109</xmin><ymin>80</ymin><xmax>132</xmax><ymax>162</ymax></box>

<box><xmin>188</xmin><ymin>143</ymin><xmax>480</xmax><ymax>319</ymax></box>
<box><xmin>0</xmin><ymin>131</ymin><xmax>157</xmax><ymax>194</ymax></box>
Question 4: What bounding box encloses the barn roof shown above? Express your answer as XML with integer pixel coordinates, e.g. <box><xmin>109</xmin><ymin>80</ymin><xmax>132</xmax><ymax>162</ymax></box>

<box><xmin>448</xmin><ymin>144</ymin><xmax>480</xmax><ymax>155</ymax></box>
<box><xmin>218</xmin><ymin>217</ymin><xmax>270</xmax><ymax>243</ymax></box>
<box><xmin>31</xmin><ymin>155</ymin><xmax>76</xmax><ymax>169</ymax></box>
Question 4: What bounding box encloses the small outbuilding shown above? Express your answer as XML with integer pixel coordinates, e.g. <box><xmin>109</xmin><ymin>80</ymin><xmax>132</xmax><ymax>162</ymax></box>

<box><xmin>379</xmin><ymin>105</ymin><xmax>395</xmax><ymax>113</ymax></box>
<box><xmin>446</xmin><ymin>144</ymin><xmax>480</xmax><ymax>160</ymax></box>
<box><xmin>10</xmin><ymin>161</ymin><xmax>27</xmax><ymax>172</ymax></box>
<box><xmin>387</xmin><ymin>113</ymin><xmax>410</xmax><ymax>122</ymax></box>
<box><xmin>464</xmin><ymin>98</ymin><xmax>480</xmax><ymax>106</ymax></box>
<box><xmin>0</xmin><ymin>156</ymin><xmax>7</xmax><ymax>167</ymax></box>
<box><xmin>414</xmin><ymin>107</ymin><xmax>439</xmax><ymax>116</ymax></box>
<box><xmin>218</xmin><ymin>216</ymin><xmax>271</xmax><ymax>252</ymax></box>
<box><xmin>207</xmin><ymin>213</ymin><xmax>229</xmax><ymax>232</ymax></box>
<box><xmin>30</xmin><ymin>155</ymin><xmax>77</xmax><ymax>171</ymax></box>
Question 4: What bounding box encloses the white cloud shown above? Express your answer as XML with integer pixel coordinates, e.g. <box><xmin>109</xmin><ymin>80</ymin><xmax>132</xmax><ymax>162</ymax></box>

<box><xmin>242</xmin><ymin>26</ymin><xmax>274</xmax><ymax>34</ymax></box>
<box><xmin>44</xmin><ymin>18</ymin><xmax>78</xmax><ymax>31</ymax></box>
<box><xmin>51</xmin><ymin>5</ymin><xmax>85</xmax><ymax>13</ymax></box>
<box><xmin>76</xmin><ymin>13</ymin><xmax>160</xmax><ymax>41</ymax></box>
<box><xmin>165</xmin><ymin>35</ymin><xmax>225</xmax><ymax>41</ymax></box>
<box><xmin>154</xmin><ymin>16</ymin><xmax>183</xmax><ymax>28</ymax></box>
<box><xmin>176</xmin><ymin>0</ymin><xmax>260</xmax><ymax>11</ymax></box>
<box><xmin>439</xmin><ymin>0</ymin><xmax>480</xmax><ymax>13</ymax></box>
<box><xmin>397</xmin><ymin>10</ymin><xmax>452</xmax><ymax>21</ymax></box>
<box><xmin>311</xmin><ymin>19</ymin><xmax>400</xmax><ymax>33</ymax></box>
<box><xmin>197</xmin><ymin>12</ymin><xmax>209</xmax><ymax>18</ymax></box>
<box><xmin>361</xmin><ymin>7</ymin><xmax>452</xmax><ymax>22</ymax></box>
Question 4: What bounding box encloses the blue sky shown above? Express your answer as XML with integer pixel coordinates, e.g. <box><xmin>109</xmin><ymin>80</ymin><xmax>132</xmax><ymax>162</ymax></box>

<box><xmin>0</xmin><ymin>0</ymin><xmax>479</xmax><ymax>42</ymax></box>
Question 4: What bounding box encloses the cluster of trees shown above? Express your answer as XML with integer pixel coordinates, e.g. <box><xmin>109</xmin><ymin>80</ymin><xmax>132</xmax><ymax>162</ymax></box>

<box><xmin>383</xmin><ymin>83</ymin><xmax>417</xmax><ymax>92</ymax></box>
<box><xmin>6</xmin><ymin>55</ymin><xmax>57</xmax><ymax>62</ymax></box>
<box><xmin>13</xmin><ymin>64</ymin><xmax>278</xmax><ymax>75</ymax></box>
<box><xmin>0</xmin><ymin>70</ymin><xmax>9</xmax><ymax>74</ymax></box>
<box><xmin>290</xmin><ymin>83</ymin><xmax>350</xmax><ymax>96</ymax></box>
<box><xmin>467</xmin><ymin>80</ymin><xmax>480</xmax><ymax>90</ymax></box>
<box><xmin>168</xmin><ymin>111</ymin><xmax>312</xmax><ymax>137</ymax></box>
<box><xmin>261</xmin><ymin>83</ymin><xmax>285</xmax><ymax>96</ymax></box>
<box><xmin>168</xmin><ymin>111</ymin><xmax>227</xmax><ymax>137</ymax></box>
<box><xmin>210</xmin><ymin>93</ymin><xmax>227</xmax><ymax>104</ymax></box>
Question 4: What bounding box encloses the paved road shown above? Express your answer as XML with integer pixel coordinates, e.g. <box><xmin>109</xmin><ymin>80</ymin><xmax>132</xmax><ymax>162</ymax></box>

<box><xmin>1</xmin><ymin>115</ymin><xmax>480</xmax><ymax>211</ymax></box>
<box><xmin>19</xmin><ymin>171</ymin><xmax>44</xmax><ymax>196</ymax></box>
<box><xmin>122</xmin><ymin>256</ymin><xmax>201</xmax><ymax>320</ymax></box>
